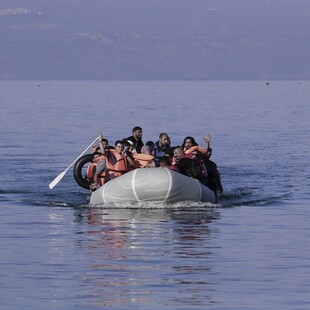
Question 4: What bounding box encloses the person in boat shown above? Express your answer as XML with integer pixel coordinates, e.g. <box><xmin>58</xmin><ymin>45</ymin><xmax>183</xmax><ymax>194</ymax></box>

<box><xmin>177</xmin><ymin>157</ymin><xmax>205</xmax><ymax>181</ymax></box>
<box><xmin>115</xmin><ymin>140</ymin><xmax>135</xmax><ymax>170</ymax></box>
<box><xmin>182</xmin><ymin>133</ymin><xmax>212</xmax><ymax>159</ymax></box>
<box><xmin>90</xmin><ymin>136</ymin><xmax>110</xmax><ymax>190</ymax></box>
<box><xmin>123</xmin><ymin>139</ymin><xmax>148</xmax><ymax>170</ymax></box>
<box><xmin>172</xmin><ymin>146</ymin><xmax>205</xmax><ymax>179</ymax></box>
<box><xmin>145</xmin><ymin>140</ymin><xmax>155</xmax><ymax>154</ymax></box>
<box><xmin>184</xmin><ymin>133</ymin><xmax>222</xmax><ymax>194</ymax></box>
<box><xmin>172</xmin><ymin>145</ymin><xmax>223</xmax><ymax>195</ymax></box>
<box><xmin>120</xmin><ymin>138</ymin><xmax>155</xmax><ymax>168</ymax></box>
<box><xmin>90</xmin><ymin>139</ymin><xmax>134</xmax><ymax>191</ymax></box>
<box><xmin>92</xmin><ymin>138</ymin><xmax>109</xmax><ymax>154</ymax></box>
<box><xmin>202</xmin><ymin>157</ymin><xmax>223</xmax><ymax>195</ymax></box>
<box><xmin>159</xmin><ymin>155</ymin><xmax>173</xmax><ymax>168</ymax></box>
<box><xmin>141</xmin><ymin>145</ymin><xmax>152</xmax><ymax>155</ymax></box>
<box><xmin>126</xmin><ymin>126</ymin><xmax>144</xmax><ymax>153</ymax></box>
<box><xmin>152</xmin><ymin>133</ymin><xmax>173</xmax><ymax>166</ymax></box>
<box><xmin>86</xmin><ymin>151</ymin><xmax>102</xmax><ymax>181</ymax></box>
<box><xmin>171</xmin><ymin>146</ymin><xmax>185</xmax><ymax>166</ymax></box>
<box><xmin>182</xmin><ymin>136</ymin><xmax>198</xmax><ymax>151</ymax></box>
<box><xmin>138</xmin><ymin>144</ymin><xmax>156</xmax><ymax>167</ymax></box>
<box><xmin>123</xmin><ymin>139</ymin><xmax>137</xmax><ymax>155</ymax></box>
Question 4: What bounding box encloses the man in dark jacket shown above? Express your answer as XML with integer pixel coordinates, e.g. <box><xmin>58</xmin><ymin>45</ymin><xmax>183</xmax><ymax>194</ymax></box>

<box><xmin>126</xmin><ymin>126</ymin><xmax>144</xmax><ymax>153</ymax></box>
<box><xmin>153</xmin><ymin>133</ymin><xmax>173</xmax><ymax>166</ymax></box>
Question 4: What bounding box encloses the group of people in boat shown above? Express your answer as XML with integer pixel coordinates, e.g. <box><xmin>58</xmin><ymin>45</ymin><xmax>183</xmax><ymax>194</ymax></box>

<box><xmin>87</xmin><ymin>126</ymin><xmax>223</xmax><ymax>196</ymax></box>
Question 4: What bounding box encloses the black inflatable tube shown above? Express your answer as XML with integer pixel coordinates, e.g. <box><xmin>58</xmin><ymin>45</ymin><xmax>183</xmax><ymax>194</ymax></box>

<box><xmin>73</xmin><ymin>154</ymin><xmax>94</xmax><ymax>189</ymax></box>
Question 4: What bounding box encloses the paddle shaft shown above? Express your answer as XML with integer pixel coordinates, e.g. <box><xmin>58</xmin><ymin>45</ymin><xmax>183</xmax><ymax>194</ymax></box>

<box><xmin>49</xmin><ymin>136</ymin><xmax>99</xmax><ymax>189</ymax></box>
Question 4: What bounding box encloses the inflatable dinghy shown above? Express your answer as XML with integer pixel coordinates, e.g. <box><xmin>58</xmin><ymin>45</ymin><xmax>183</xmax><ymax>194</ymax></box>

<box><xmin>90</xmin><ymin>167</ymin><xmax>216</xmax><ymax>204</ymax></box>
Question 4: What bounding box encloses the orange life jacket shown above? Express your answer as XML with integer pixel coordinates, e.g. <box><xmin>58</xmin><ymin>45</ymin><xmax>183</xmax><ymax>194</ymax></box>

<box><xmin>86</xmin><ymin>149</ymin><xmax>128</xmax><ymax>184</ymax></box>
<box><xmin>86</xmin><ymin>162</ymin><xmax>96</xmax><ymax>179</ymax></box>
<box><xmin>132</xmin><ymin>153</ymin><xmax>155</xmax><ymax>168</ymax></box>
<box><xmin>183</xmin><ymin>146</ymin><xmax>208</xmax><ymax>176</ymax></box>
<box><xmin>105</xmin><ymin>149</ymin><xmax>128</xmax><ymax>177</ymax></box>
<box><xmin>87</xmin><ymin>155</ymin><xmax>107</xmax><ymax>186</ymax></box>
<box><xmin>184</xmin><ymin>145</ymin><xmax>207</xmax><ymax>155</ymax></box>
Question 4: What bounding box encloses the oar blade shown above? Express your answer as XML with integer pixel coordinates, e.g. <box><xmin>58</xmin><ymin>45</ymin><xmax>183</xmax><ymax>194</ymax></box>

<box><xmin>49</xmin><ymin>170</ymin><xmax>66</xmax><ymax>189</ymax></box>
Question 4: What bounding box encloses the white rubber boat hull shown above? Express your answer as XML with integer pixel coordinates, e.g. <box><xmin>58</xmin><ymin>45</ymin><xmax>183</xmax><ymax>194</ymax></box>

<box><xmin>90</xmin><ymin>168</ymin><xmax>216</xmax><ymax>204</ymax></box>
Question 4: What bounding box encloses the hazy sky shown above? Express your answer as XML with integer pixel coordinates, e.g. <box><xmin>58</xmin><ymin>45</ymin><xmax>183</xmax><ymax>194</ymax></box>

<box><xmin>1</xmin><ymin>0</ymin><xmax>309</xmax><ymax>79</ymax></box>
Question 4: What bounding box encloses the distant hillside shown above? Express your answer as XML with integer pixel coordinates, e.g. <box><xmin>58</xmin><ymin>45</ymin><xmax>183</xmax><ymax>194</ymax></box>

<box><xmin>1</xmin><ymin>0</ymin><xmax>309</xmax><ymax>80</ymax></box>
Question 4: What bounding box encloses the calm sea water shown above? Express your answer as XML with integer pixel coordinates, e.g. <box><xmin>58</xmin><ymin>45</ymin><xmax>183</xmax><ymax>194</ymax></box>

<box><xmin>0</xmin><ymin>80</ymin><xmax>309</xmax><ymax>309</ymax></box>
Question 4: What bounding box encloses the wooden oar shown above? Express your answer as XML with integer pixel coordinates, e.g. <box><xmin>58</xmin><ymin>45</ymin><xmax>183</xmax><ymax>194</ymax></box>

<box><xmin>49</xmin><ymin>137</ymin><xmax>98</xmax><ymax>189</ymax></box>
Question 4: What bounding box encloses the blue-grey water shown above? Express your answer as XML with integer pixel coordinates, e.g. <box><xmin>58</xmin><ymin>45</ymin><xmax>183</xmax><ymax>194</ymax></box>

<box><xmin>0</xmin><ymin>80</ymin><xmax>309</xmax><ymax>309</ymax></box>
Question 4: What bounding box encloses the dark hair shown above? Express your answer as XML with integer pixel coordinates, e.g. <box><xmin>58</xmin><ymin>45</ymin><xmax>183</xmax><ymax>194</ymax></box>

<box><xmin>160</xmin><ymin>156</ymin><xmax>171</xmax><ymax>166</ymax></box>
<box><xmin>146</xmin><ymin>140</ymin><xmax>154</xmax><ymax>148</ymax></box>
<box><xmin>145</xmin><ymin>141</ymin><xmax>154</xmax><ymax>147</ymax></box>
<box><xmin>132</xmin><ymin>126</ymin><xmax>142</xmax><ymax>132</ymax></box>
<box><xmin>177</xmin><ymin>157</ymin><xmax>202</xmax><ymax>179</ymax></box>
<box><xmin>92</xmin><ymin>146</ymin><xmax>100</xmax><ymax>153</ymax></box>
<box><xmin>101</xmin><ymin>138</ymin><xmax>109</xmax><ymax>144</ymax></box>
<box><xmin>164</xmin><ymin>148</ymin><xmax>174</xmax><ymax>158</ymax></box>
<box><xmin>122</xmin><ymin>139</ymin><xmax>130</xmax><ymax>148</ymax></box>
<box><xmin>182</xmin><ymin>136</ymin><xmax>198</xmax><ymax>149</ymax></box>
<box><xmin>173</xmin><ymin>146</ymin><xmax>183</xmax><ymax>152</ymax></box>
<box><xmin>159</xmin><ymin>132</ymin><xmax>168</xmax><ymax>138</ymax></box>
<box><xmin>114</xmin><ymin>140</ymin><xmax>124</xmax><ymax>146</ymax></box>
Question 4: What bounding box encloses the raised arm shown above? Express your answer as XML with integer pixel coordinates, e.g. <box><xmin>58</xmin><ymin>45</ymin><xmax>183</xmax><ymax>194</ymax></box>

<box><xmin>204</xmin><ymin>133</ymin><xmax>211</xmax><ymax>150</ymax></box>
<box><xmin>98</xmin><ymin>133</ymin><xmax>107</xmax><ymax>155</ymax></box>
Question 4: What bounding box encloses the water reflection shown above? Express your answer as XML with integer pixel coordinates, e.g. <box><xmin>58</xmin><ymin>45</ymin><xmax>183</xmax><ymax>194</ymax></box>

<box><xmin>72</xmin><ymin>207</ymin><xmax>220</xmax><ymax>308</ymax></box>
